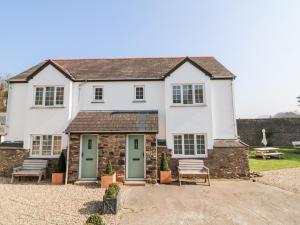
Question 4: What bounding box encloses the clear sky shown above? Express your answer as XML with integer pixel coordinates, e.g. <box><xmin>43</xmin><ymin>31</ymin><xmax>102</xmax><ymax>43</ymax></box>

<box><xmin>0</xmin><ymin>0</ymin><xmax>299</xmax><ymax>118</ymax></box>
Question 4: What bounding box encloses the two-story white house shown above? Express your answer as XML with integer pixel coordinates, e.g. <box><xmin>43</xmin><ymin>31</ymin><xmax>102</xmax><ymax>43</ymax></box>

<box><xmin>5</xmin><ymin>57</ymin><xmax>249</xmax><ymax>183</ymax></box>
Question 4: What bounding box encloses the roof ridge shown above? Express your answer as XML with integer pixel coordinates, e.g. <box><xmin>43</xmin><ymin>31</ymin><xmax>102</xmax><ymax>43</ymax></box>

<box><xmin>51</xmin><ymin>56</ymin><xmax>214</xmax><ymax>61</ymax></box>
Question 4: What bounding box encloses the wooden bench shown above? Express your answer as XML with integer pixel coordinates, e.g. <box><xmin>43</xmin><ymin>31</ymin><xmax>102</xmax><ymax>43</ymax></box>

<box><xmin>254</xmin><ymin>147</ymin><xmax>284</xmax><ymax>160</ymax></box>
<box><xmin>292</xmin><ymin>141</ymin><xmax>300</xmax><ymax>153</ymax></box>
<box><xmin>177</xmin><ymin>159</ymin><xmax>210</xmax><ymax>186</ymax></box>
<box><xmin>11</xmin><ymin>159</ymin><xmax>48</xmax><ymax>184</ymax></box>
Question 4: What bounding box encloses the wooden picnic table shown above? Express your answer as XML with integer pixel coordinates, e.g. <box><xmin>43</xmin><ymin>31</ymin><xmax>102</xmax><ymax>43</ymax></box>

<box><xmin>253</xmin><ymin>147</ymin><xmax>284</xmax><ymax>160</ymax></box>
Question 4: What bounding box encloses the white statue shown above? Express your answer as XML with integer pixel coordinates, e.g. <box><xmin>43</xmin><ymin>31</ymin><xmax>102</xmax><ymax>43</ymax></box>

<box><xmin>261</xmin><ymin>129</ymin><xmax>267</xmax><ymax>147</ymax></box>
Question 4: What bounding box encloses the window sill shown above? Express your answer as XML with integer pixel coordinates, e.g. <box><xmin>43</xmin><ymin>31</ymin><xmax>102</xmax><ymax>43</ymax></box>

<box><xmin>133</xmin><ymin>100</ymin><xmax>146</xmax><ymax>103</ymax></box>
<box><xmin>170</xmin><ymin>104</ymin><xmax>207</xmax><ymax>107</ymax></box>
<box><xmin>29</xmin><ymin>156</ymin><xmax>60</xmax><ymax>159</ymax></box>
<box><xmin>172</xmin><ymin>154</ymin><xmax>207</xmax><ymax>159</ymax></box>
<box><xmin>30</xmin><ymin>106</ymin><xmax>65</xmax><ymax>109</ymax></box>
<box><xmin>91</xmin><ymin>101</ymin><xmax>105</xmax><ymax>103</ymax></box>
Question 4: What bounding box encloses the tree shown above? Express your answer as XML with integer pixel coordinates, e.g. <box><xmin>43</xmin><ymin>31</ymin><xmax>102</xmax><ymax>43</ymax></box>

<box><xmin>0</xmin><ymin>73</ymin><xmax>10</xmax><ymax>112</ymax></box>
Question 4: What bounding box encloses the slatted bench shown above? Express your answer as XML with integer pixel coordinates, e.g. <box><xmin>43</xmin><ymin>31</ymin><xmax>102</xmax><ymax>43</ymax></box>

<box><xmin>11</xmin><ymin>159</ymin><xmax>48</xmax><ymax>184</ymax></box>
<box><xmin>292</xmin><ymin>141</ymin><xmax>300</xmax><ymax>153</ymax></box>
<box><xmin>177</xmin><ymin>159</ymin><xmax>210</xmax><ymax>186</ymax></box>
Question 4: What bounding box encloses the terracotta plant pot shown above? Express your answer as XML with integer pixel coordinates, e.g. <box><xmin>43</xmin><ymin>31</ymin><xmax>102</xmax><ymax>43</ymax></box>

<box><xmin>160</xmin><ymin>171</ymin><xmax>172</xmax><ymax>184</ymax></box>
<box><xmin>52</xmin><ymin>173</ymin><xmax>64</xmax><ymax>185</ymax></box>
<box><xmin>101</xmin><ymin>172</ymin><xmax>116</xmax><ymax>188</ymax></box>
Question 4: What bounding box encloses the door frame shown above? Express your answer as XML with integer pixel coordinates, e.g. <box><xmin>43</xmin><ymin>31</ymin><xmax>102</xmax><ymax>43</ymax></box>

<box><xmin>126</xmin><ymin>134</ymin><xmax>146</xmax><ymax>181</ymax></box>
<box><xmin>79</xmin><ymin>134</ymin><xmax>98</xmax><ymax>180</ymax></box>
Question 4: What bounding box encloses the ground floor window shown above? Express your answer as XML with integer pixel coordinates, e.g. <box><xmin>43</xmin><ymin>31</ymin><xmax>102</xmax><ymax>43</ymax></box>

<box><xmin>31</xmin><ymin>135</ymin><xmax>62</xmax><ymax>157</ymax></box>
<box><xmin>173</xmin><ymin>134</ymin><xmax>206</xmax><ymax>157</ymax></box>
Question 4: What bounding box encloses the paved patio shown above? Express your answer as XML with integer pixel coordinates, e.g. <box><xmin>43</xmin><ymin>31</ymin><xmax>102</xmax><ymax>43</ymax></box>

<box><xmin>117</xmin><ymin>180</ymin><xmax>300</xmax><ymax>225</ymax></box>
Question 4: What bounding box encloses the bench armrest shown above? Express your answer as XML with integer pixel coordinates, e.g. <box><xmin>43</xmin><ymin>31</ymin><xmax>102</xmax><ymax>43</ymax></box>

<box><xmin>203</xmin><ymin>166</ymin><xmax>209</xmax><ymax>173</ymax></box>
<box><xmin>13</xmin><ymin>166</ymin><xmax>23</xmax><ymax>172</ymax></box>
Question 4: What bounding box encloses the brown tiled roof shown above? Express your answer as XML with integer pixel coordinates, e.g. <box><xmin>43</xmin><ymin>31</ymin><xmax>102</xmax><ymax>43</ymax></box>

<box><xmin>9</xmin><ymin>57</ymin><xmax>234</xmax><ymax>82</ymax></box>
<box><xmin>65</xmin><ymin>111</ymin><xmax>158</xmax><ymax>133</ymax></box>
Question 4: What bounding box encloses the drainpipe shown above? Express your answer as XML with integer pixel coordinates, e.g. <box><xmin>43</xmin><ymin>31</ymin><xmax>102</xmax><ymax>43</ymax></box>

<box><xmin>65</xmin><ymin>133</ymin><xmax>70</xmax><ymax>185</ymax></box>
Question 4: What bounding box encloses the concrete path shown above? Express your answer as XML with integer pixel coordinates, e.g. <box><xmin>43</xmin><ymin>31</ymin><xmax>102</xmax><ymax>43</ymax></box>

<box><xmin>117</xmin><ymin>180</ymin><xmax>300</xmax><ymax>225</ymax></box>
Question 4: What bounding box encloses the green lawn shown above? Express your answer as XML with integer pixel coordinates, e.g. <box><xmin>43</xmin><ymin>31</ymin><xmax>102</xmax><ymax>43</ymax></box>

<box><xmin>249</xmin><ymin>148</ymin><xmax>300</xmax><ymax>172</ymax></box>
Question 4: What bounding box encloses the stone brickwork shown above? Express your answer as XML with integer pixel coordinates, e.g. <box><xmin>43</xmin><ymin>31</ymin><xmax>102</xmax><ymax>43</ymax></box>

<box><xmin>237</xmin><ymin>118</ymin><xmax>300</xmax><ymax>147</ymax></box>
<box><xmin>157</xmin><ymin>141</ymin><xmax>249</xmax><ymax>179</ymax></box>
<box><xmin>0</xmin><ymin>148</ymin><xmax>29</xmax><ymax>177</ymax></box>
<box><xmin>68</xmin><ymin>133</ymin><xmax>157</xmax><ymax>183</ymax></box>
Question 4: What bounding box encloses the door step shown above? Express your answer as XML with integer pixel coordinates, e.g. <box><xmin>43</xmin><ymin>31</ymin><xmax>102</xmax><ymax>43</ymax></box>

<box><xmin>124</xmin><ymin>180</ymin><xmax>146</xmax><ymax>186</ymax></box>
<box><xmin>74</xmin><ymin>180</ymin><xmax>98</xmax><ymax>185</ymax></box>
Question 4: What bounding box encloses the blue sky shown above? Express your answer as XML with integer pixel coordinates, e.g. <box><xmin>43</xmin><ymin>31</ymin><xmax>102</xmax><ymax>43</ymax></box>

<box><xmin>0</xmin><ymin>0</ymin><xmax>299</xmax><ymax>118</ymax></box>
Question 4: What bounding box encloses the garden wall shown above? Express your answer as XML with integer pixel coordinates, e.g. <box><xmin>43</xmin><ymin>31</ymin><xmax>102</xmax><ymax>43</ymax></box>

<box><xmin>237</xmin><ymin>118</ymin><xmax>300</xmax><ymax>147</ymax></box>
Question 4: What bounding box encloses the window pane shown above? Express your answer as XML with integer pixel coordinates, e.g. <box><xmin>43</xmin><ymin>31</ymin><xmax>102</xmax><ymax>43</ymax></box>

<box><xmin>45</xmin><ymin>87</ymin><xmax>55</xmax><ymax>106</ymax></box>
<box><xmin>55</xmin><ymin>87</ymin><xmax>64</xmax><ymax>105</ymax></box>
<box><xmin>194</xmin><ymin>85</ymin><xmax>204</xmax><ymax>103</ymax></box>
<box><xmin>94</xmin><ymin>87</ymin><xmax>103</xmax><ymax>101</ymax></box>
<box><xmin>183</xmin><ymin>85</ymin><xmax>193</xmax><ymax>104</ymax></box>
<box><xmin>53</xmin><ymin>136</ymin><xmax>62</xmax><ymax>155</ymax></box>
<box><xmin>173</xmin><ymin>135</ymin><xmax>182</xmax><ymax>154</ymax></box>
<box><xmin>135</xmin><ymin>87</ymin><xmax>144</xmax><ymax>100</ymax></box>
<box><xmin>35</xmin><ymin>88</ymin><xmax>44</xmax><ymax>105</ymax></box>
<box><xmin>32</xmin><ymin>136</ymin><xmax>41</xmax><ymax>155</ymax></box>
<box><xmin>184</xmin><ymin>134</ymin><xmax>195</xmax><ymax>155</ymax></box>
<box><xmin>42</xmin><ymin>135</ymin><xmax>52</xmax><ymax>155</ymax></box>
<box><xmin>196</xmin><ymin>135</ymin><xmax>205</xmax><ymax>154</ymax></box>
<box><xmin>172</xmin><ymin>85</ymin><xmax>181</xmax><ymax>104</ymax></box>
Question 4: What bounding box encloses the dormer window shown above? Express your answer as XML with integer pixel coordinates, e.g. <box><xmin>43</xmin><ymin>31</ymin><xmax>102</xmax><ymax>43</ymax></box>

<box><xmin>134</xmin><ymin>85</ymin><xmax>145</xmax><ymax>102</ymax></box>
<box><xmin>172</xmin><ymin>84</ymin><xmax>204</xmax><ymax>105</ymax></box>
<box><xmin>34</xmin><ymin>86</ymin><xmax>64</xmax><ymax>107</ymax></box>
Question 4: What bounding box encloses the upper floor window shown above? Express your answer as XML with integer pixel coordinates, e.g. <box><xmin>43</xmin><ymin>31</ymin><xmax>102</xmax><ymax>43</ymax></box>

<box><xmin>172</xmin><ymin>84</ymin><xmax>204</xmax><ymax>105</ymax></box>
<box><xmin>34</xmin><ymin>86</ymin><xmax>64</xmax><ymax>107</ymax></box>
<box><xmin>93</xmin><ymin>86</ymin><xmax>103</xmax><ymax>102</ymax></box>
<box><xmin>134</xmin><ymin>85</ymin><xmax>145</xmax><ymax>101</ymax></box>
<box><xmin>173</xmin><ymin>134</ymin><xmax>206</xmax><ymax>157</ymax></box>
<box><xmin>31</xmin><ymin>134</ymin><xmax>62</xmax><ymax>157</ymax></box>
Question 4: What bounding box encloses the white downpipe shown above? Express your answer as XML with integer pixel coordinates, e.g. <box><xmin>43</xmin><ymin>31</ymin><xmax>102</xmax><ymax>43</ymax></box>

<box><xmin>65</xmin><ymin>133</ymin><xmax>70</xmax><ymax>185</ymax></box>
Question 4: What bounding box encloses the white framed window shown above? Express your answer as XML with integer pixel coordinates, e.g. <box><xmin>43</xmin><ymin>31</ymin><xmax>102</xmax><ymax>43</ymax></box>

<box><xmin>93</xmin><ymin>86</ymin><xmax>104</xmax><ymax>102</ymax></box>
<box><xmin>134</xmin><ymin>85</ymin><xmax>145</xmax><ymax>101</ymax></box>
<box><xmin>172</xmin><ymin>84</ymin><xmax>205</xmax><ymax>105</ymax></box>
<box><xmin>34</xmin><ymin>86</ymin><xmax>64</xmax><ymax>107</ymax></box>
<box><xmin>172</xmin><ymin>134</ymin><xmax>207</xmax><ymax>157</ymax></box>
<box><xmin>30</xmin><ymin>135</ymin><xmax>62</xmax><ymax>157</ymax></box>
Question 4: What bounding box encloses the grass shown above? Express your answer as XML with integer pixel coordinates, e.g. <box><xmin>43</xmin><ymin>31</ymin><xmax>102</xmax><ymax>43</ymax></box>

<box><xmin>249</xmin><ymin>148</ymin><xmax>300</xmax><ymax>172</ymax></box>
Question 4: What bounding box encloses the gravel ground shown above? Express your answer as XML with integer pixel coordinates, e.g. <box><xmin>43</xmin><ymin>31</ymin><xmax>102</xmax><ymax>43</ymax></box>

<box><xmin>0</xmin><ymin>178</ymin><xmax>115</xmax><ymax>225</ymax></box>
<box><xmin>256</xmin><ymin>167</ymin><xmax>300</xmax><ymax>193</ymax></box>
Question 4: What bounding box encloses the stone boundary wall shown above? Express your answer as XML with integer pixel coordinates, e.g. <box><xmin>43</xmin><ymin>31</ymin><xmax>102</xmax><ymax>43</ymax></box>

<box><xmin>237</xmin><ymin>118</ymin><xmax>300</xmax><ymax>147</ymax></box>
<box><xmin>157</xmin><ymin>145</ymin><xmax>249</xmax><ymax>179</ymax></box>
<box><xmin>0</xmin><ymin>148</ymin><xmax>29</xmax><ymax>177</ymax></box>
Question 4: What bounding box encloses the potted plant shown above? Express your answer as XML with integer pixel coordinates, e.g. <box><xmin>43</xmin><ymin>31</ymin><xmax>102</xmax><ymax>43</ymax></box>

<box><xmin>102</xmin><ymin>183</ymin><xmax>121</xmax><ymax>214</ymax></box>
<box><xmin>160</xmin><ymin>153</ymin><xmax>171</xmax><ymax>184</ymax></box>
<box><xmin>100</xmin><ymin>161</ymin><xmax>116</xmax><ymax>188</ymax></box>
<box><xmin>52</xmin><ymin>152</ymin><xmax>66</xmax><ymax>185</ymax></box>
<box><xmin>85</xmin><ymin>213</ymin><xmax>106</xmax><ymax>225</ymax></box>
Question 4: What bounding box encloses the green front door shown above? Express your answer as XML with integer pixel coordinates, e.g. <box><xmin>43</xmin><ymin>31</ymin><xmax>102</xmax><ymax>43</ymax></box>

<box><xmin>81</xmin><ymin>135</ymin><xmax>97</xmax><ymax>179</ymax></box>
<box><xmin>128</xmin><ymin>135</ymin><xmax>145</xmax><ymax>179</ymax></box>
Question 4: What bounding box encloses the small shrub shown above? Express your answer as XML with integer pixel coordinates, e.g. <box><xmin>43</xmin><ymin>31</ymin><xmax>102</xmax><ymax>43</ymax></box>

<box><xmin>53</xmin><ymin>152</ymin><xmax>66</xmax><ymax>173</ymax></box>
<box><xmin>109</xmin><ymin>183</ymin><xmax>120</xmax><ymax>194</ymax></box>
<box><xmin>105</xmin><ymin>161</ymin><xmax>114</xmax><ymax>175</ymax></box>
<box><xmin>103</xmin><ymin>186</ymin><xmax>116</xmax><ymax>200</ymax></box>
<box><xmin>85</xmin><ymin>213</ymin><xmax>106</xmax><ymax>225</ymax></box>
<box><xmin>160</xmin><ymin>153</ymin><xmax>169</xmax><ymax>171</ymax></box>
<box><xmin>83</xmin><ymin>223</ymin><xmax>94</xmax><ymax>225</ymax></box>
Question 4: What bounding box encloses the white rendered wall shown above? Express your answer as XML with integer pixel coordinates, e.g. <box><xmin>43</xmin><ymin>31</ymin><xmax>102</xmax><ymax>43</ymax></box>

<box><xmin>165</xmin><ymin>62</ymin><xmax>214</xmax><ymax>151</ymax></box>
<box><xmin>211</xmin><ymin>80</ymin><xmax>237</xmax><ymax>139</ymax></box>
<box><xmin>6</xmin><ymin>83</ymin><xmax>27</xmax><ymax>141</ymax></box>
<box><xmin>78</xmin><ymin>81</ymin><xmax>165</xmax><ymax>139</ymax></box>
<box><xmin>21</xmin><ymin>65</ymin><xmax>73</xmax><ymax>150</ymax></box>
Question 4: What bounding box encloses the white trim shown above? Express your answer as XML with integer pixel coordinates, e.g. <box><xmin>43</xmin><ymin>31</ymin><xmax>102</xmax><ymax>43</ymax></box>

<box><xmin>171</xmin><ymin>83</ymin><xmax>206</xmax><ymax>106</ymax></box>
<box><xmin>92</xmin><ymin>86</ymin><xmax>104</xmax><ymax>102</ymax></box>
<box><xmin>126</xmin><ymin>134</ymin><xmax>146</xmax><ymax>181</ymax></box>
<box><xmin>172</xmin><ymin>133</ymin><xmax>208</xmax><ymax>158</ymax></box>
<box><xmin>133</xmin><ymin>85</ymin><xmax>145</xmax><ymax>102</ymax></box>
<box><xmin>33</xmin><ymin>85</ymin><xmax>65</xmax><ymax>108</ymax></box>
<box><xmin>79</xmin><ymin>134</ymin><xmax>98</xmax><ymax>180</ymax></box>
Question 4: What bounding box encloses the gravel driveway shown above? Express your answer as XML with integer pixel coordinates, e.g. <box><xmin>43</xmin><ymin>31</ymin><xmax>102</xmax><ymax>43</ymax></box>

<box><xmin>256</xmin><ymin>168</ymin><xmax>300</xmax><ymax>193</ymax></box>
<box><xmin>0</xmin><ymin>178</ymin><xmax>115</xmax><ymax>225</ymax></box>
